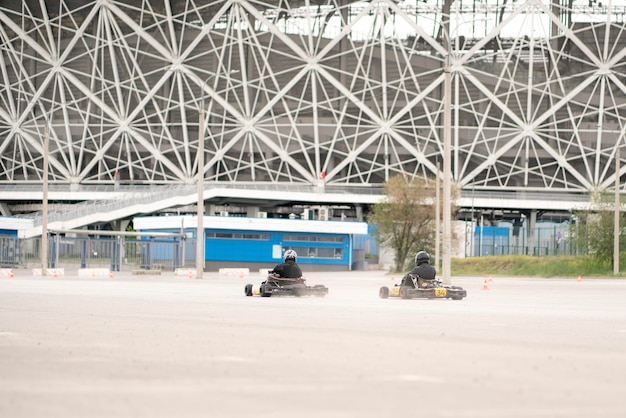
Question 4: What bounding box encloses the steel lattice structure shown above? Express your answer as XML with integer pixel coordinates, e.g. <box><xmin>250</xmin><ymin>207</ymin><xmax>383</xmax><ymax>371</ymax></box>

<box><xmin>1</xmin><ymin>0</ymin><xmax>625</xmax><ymax>197</ymax></box>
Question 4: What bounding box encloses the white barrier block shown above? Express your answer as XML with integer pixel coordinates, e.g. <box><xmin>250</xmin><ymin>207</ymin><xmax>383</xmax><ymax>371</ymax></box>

<box><xmin>175</xmin><ymin>268</ymin><xmax>197</xmax><ymax>278</ymax></box>
<box><xmin>218</xmin><ymin>268</ymin><xmax>249</xmax><ymax>277</ymax></box>
<box><xmin>32</xmin><ymin>268</ymin><xmax>65</xmax><ymax>277</ymax></box>
<box><xmin>77</xmin><ymin>268</ymin><xmax>111</xmax><ymax>277</ymax></box>
<box><xmin>0</xmin><ymin>269</ymin><xmax>14</xmax><ymax>277</ymax></box>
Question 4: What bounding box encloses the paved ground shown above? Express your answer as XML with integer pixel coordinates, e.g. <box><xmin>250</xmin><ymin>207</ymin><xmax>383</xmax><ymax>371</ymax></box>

<box><xmin>1</xmin><ymin>269</ymin><xmax>626</xmax><ymax>418</ymax></box>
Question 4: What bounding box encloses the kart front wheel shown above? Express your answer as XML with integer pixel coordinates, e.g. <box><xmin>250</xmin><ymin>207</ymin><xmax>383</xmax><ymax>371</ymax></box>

<box><xmin>244</xmin><ymin>284</ymin><xmax>253</xmax><ymax>297</ymax></box>
<box><xmin>379</xmin><ymin>286</ymin><xmax>389</xmax><ymax>299</ymax></box>
<box><xmin>313</xmin><ymin>285</ymin><xmax>327</xmax><ymax>297</ymax></box>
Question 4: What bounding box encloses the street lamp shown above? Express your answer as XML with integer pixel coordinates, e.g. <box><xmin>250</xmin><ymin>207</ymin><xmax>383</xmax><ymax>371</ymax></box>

<box><xmin>196</xmin><ymin>83</ymin><xmax>206</xmax><ymax>279</ymax></box>
<box><xmin>196</xmin><ymin>70</ymin><xmax>238</xmax><ymax>279</ymax></box>
<box><xmin>407</xmin><ymin>12</ymin><xmax>454</xmax><ymax>284</ymax></box>
<box><xmin>442</xmin><ymin>21</ymin><xmax>452</xmax><ymax>285</ymax></box>
<box><xmin>410</xmin><ymin>11</ymin><xmax>460</xmax><ymax>285</ymax></box>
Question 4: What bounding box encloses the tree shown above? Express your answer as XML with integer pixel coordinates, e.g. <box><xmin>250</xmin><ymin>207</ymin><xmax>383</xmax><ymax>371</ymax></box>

<box><xmin>368</xmin><ymin>174</ymin><xmax>437</xmax><ymax>272</ymax></box>
<box><xmin>571</xmin><ymin>191</ymin><xmax>625</xmax><ymax>264</ymax></box>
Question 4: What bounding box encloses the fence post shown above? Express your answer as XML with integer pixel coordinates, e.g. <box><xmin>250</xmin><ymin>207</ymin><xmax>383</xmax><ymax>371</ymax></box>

<box><xmin>145</xmin><ymin>241</ymin><xmax>151</xmax><ymax>270</ymax></box>
<box><xmin>533</xmin><ymin>227</ymin><xmax>537</xmax><ymax>256</ymax></box>
<box><xmin>173</xmin><ymin>239</ymin><xmax>179</xmax><ymax>270</ymax></box>
<box><xmin>50</xmin><ymin>234</ymin><xmax>56</xmax><ymax>268</ymax></box>
<box><xmin>110</xmin><ymin>237</ymin><xmax>118</xmax><ymax>272</ymax></box>
<box><xmin>80</xmin><ymin>239</ymin><xmax>87</xmax><ymax>268</ymax></box>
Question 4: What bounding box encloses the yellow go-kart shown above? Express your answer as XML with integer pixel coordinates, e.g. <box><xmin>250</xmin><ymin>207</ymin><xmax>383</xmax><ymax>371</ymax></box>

<box><xmin>379</xmin><ymin>275</ymin><xmax>466</xmax><ymax>300</ymax></box>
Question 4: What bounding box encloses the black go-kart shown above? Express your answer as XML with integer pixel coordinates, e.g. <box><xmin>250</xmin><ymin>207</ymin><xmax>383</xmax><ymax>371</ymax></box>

<box><xmin>245</xmin><ymin>272</ymin><xmax>329</xmax><ymax>298</ymax></box>
<box><xmin>379</xmin><ymin>274</ymin><xmax>467</xmax><ymax>300</ymax></box>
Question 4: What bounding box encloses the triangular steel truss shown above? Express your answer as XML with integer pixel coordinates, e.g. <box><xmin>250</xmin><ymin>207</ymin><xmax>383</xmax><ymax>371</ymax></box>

<box><xmin>0</xmin><ymin>0</ymin><xmax>625</xmax><ymax>194</ymax></box>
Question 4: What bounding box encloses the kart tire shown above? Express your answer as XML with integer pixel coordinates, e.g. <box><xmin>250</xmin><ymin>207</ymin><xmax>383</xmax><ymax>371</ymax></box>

<box><xmin>399</xmin><ymin>286</ymin><xmax>411</xmax><ymax>299</ymax></box>
<box><xmin>244</xmin><ymin>284</ymin><xmax>253</xmax><ymax>297</ymax></box>
<box><xmin>379</xmin><ymin>286</ymin><xmax>389</xmax><ymax>299</ymax></box>
<box><xmin>260</xmin><ymin>284</ymin><xmax>271</xmax><ymax>297</ymax></box>
<box><xmin>313</xmin><ymin>285</ymin><xmax>327</xmax><ymax>297</ymax></box>
<box><xmin>293</xmin><ymin>284</ymin><xmax>306</xmax><ymax>297</ymax></box>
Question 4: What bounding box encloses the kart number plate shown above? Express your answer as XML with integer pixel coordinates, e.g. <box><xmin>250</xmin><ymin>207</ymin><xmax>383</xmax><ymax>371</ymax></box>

<box><xmin>434</xmin><ymin>288</ymin><xmax>447</xmax><ymax>297</ymax></box>
<box><xmin>390</xmin><ymin>287</ymin><xmax>400</xmax><ymax>296</ymax></box>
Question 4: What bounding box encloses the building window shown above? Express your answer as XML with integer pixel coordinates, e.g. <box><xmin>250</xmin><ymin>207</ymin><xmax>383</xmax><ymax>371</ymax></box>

<box><xmin>207</xmin><ymin>232</ymin><xmax>269</xmax><ymax>240</ymax></box>
<box><xmin>286</xmin><ymin>246</ymin><xmax>343</xmax><ymax>259</ymax></box>
<box><xmin>283</xmin><ymin>234</ymin><xmax>343</xmax><ymax>243</ymax></box>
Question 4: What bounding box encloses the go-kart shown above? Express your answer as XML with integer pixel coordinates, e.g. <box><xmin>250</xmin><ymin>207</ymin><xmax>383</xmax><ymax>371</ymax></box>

<box><xmin>245</xmin><ymin>273</ymin><xmax>329</xmax><ymax>297</ymax></box>
<box><xmin>379</xmin><ymin>274</ymin><xmax>466</xmax><ymax>300</ymax></box>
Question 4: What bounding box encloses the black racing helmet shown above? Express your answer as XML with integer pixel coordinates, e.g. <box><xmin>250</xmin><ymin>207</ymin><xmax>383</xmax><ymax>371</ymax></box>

<box><xmin>415</xmin><ymin>251</ymin><xmax>430</xmax><ymax>265</ymax></box>
<box><xmin>284</xmin><ymin>249</ymin><xmax>297</xmax><ymax>262</ymax></box>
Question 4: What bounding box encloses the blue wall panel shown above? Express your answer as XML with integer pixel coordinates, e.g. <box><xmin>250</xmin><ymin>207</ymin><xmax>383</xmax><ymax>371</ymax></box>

<box><xmin>206</xmin><ymin>230</ymin><xmax>278</xmax><ymax>262</ymax></box>
<box><xmin>139</xmin><ymin>226</ymin><xmax>355</xmax><ymax>267</ymax></box>
<box><xmin>205</xmin><ymin>229</ymin><xmax>350</xmax><ymax>266</ymax></box>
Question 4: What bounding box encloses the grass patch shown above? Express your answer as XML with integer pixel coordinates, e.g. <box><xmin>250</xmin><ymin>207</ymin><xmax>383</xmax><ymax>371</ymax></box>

<box><xmin>451</xmin><ymin>254</ymin><xmax>624</xmax><ymax>277</ymax></box>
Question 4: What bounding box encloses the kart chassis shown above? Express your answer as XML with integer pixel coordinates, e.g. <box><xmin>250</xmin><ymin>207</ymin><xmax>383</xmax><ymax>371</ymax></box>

<box><xmin>245</xmin><ymin>275</ymin><xmax>328</xmax><ymax>297</ymax></box>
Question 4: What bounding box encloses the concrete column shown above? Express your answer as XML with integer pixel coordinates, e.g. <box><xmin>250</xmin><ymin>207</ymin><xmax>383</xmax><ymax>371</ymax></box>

<box><xmin>355</xmin><ymin>205</ymin><xmax>363</xmax><ymax>222</ymax></box>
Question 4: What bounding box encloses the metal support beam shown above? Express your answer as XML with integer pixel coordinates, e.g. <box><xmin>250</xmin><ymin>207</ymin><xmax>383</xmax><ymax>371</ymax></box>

<box><xmin>41</xmin><ymin>126</ymin><xmax>49</xmax><ymax>275</ymax></box>
<box><xmin>197</xmin><ymin>95</ymin><xmax>205</xmax><ymax>279</ymax></box>
<box><xmin>614</xmin><ymin>149</ymin><xmax>620</xmax><ymax>275</ymax></box>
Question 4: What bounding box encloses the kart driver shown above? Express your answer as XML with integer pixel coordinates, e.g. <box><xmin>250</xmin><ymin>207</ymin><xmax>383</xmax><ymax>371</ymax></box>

<box><xmin>401</xmin><ymin>251</ymin><xmax>436</xmax><ymax>288</ymax></box>
<box><xmin>269</xmin><ymin>249</ymin><xmax>303</xmax><ymax>279</ymax></box>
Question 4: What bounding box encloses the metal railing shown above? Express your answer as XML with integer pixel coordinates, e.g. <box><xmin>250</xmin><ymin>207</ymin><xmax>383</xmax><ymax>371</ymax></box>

<box><xmin>1</xmin><ymin>235</ymin><xmax>196</xmax><ymax>272</ymax></box>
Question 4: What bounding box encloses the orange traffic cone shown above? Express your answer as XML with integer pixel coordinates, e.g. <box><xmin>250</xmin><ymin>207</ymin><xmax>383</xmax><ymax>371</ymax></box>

<box><xmin>187</xmin><ymin>271</ymin><xmax>193</xmax><ymax>279</ymax></box>
<box><xmin>488</xmin><ymin>274</ymin><xmax>493</xmax><ymax>283</ymax></box>
<box><xmin>481</xmin><ymin>278</ymin><xmax>490</xmax><ymax>290</ymax></box>
<box><xmin>109</xmin><ymin>271</ymin><xmax>114</xmax><ymax>279</ymax></box>
<box><xmin>577</xmin><ymin>275</ymin><xmax>582</xmax><ymax>283</ymax></box>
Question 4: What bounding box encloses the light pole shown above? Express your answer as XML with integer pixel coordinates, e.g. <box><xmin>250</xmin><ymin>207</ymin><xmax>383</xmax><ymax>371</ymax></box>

<box><xmin>435</xmin><ymin>159</ymin><xmax>441</xmax><ymax>271</ymax></box>
<box><xmin>196</xmin><ymin>88</ymin><xmax>205</xmax><ymax>279</ymax></box>
<box><xmin>442</xmin><ymin>23</ymin><xmax>452</xmax><ymax>285</ymax></box>
<box><xmin>41</xmin><ymin>123</ymin><xmax>49</xmax><ymax>276</ymax></box>
<box><xmin>614</xmin><ymin>148</ymin><xmax>620</xmax><ymax>275</ymax></box>
<box><xmin>196</xmin><ymin>70</ymin><xmax>238</xmax><ymax>278</ymax></box>
<box><xmin>405</xmin><ymin>9</ymin><xmax>460</xmax><ymax>284</ymax></box>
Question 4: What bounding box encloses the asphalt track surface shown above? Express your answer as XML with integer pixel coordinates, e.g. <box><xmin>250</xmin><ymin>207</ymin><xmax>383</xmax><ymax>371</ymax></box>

<box><xmin>1</xmin><ymin>270</ymin><xmax>626</xmax><ymax>418</ymax></box>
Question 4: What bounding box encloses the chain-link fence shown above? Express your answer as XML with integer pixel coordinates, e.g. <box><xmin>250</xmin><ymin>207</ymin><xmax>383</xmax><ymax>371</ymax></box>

<box><xmin>464</xmin><ymin>224</ymin><xmax>575</xmax><ymax>257</ymax></box>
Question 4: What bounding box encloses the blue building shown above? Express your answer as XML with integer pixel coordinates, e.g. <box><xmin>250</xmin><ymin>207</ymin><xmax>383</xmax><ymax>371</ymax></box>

<box><xmin>133</xmin><ymin>215</ymin><xmax>369</xmax><ymax>272</ymax></box>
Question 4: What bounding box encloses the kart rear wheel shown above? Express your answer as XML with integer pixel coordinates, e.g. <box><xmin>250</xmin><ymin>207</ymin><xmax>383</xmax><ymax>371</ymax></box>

<box><xmin>379</xmin><ymin>286</ymin><xmax>389</xmax><ymax>299</ymax></box>
<box><xmin>260</xmin><ymin>284</ymin><xmax>271</xmax><ymax>297</ymax></box>
<box><xmin>399</xmin><ymin>286</ymin><xmax>411</xmax><ymax>299</ymax></box>
<box><xmin>293</xmin><ymin>284</ymin><xmax>306</xmax><ymax>297</ymax></box>
<box><xmin>244</xmin><ymin>284</ymin><xmax>253</xmax><ymax>297</ymax></box>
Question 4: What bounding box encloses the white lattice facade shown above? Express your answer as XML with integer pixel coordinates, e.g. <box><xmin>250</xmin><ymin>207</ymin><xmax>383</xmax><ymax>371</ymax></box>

<box><xmin>1</xmin><ymin>0</ymin><xmax>625</xmax><ymax>199</ymax></box>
